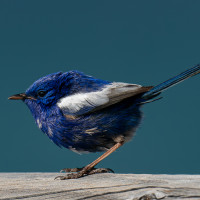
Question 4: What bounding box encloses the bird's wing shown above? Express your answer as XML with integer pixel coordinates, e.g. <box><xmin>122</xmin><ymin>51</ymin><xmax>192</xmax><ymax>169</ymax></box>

<box><xmin>57</xmin><ymin>82</ymin><xmax>152</xmax><ymax>116</ymax></box>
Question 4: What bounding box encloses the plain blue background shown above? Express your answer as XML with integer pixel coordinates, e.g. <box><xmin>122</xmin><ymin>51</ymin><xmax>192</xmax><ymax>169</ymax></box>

<box><xmin>1</xmin><ymin>0</ymin><xmax>200</xmax><ymax>174</ymax></box>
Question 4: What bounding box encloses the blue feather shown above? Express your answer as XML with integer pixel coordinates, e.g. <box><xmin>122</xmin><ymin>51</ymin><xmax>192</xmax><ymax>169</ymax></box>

<box><xmin>142</xmin><ymin>64</ymin><xmax>200</xmax><ymax>99</ymax></box>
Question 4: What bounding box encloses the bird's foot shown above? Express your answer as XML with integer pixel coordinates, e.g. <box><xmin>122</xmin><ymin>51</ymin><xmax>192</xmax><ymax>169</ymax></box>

<box><xmin>60</xmin><ymin>167</ymin><xmax>84</xmax><ymax>173</ymax></box>
<box><xmin>55</xmin><ymin>167</ymin><xmax>114</xmax><ymax>180</ymax></box>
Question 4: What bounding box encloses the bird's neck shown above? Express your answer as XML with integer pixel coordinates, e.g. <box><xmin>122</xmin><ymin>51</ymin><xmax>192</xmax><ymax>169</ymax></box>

<box><xmin>24</xmin><ymin>99</ymin><xmax>60</xmax><ymax>125</ymax></box>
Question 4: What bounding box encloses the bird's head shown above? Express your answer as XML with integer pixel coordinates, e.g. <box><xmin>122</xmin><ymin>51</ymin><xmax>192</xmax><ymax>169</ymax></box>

<box><xmin>9</xmin><ymin>70</ymin><xmax>109</xmax><ymax>118</ymax></box>
<box><xmin>8</xmin><ymin>71</ymin><xmax>75</xmax><ymax>108</ymax></box>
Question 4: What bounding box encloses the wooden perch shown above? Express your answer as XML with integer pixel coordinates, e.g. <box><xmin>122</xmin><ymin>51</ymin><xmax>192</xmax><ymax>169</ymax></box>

<box><xmin>1</xmin><ymin>173</ymin><xmax>200</xmax><ymax>199</ymax></box>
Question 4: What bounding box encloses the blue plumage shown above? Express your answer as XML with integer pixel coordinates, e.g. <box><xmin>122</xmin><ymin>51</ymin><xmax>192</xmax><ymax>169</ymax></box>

<box><xmin>9</xmin><ymin>64</ymin><xmax>200</xmax><ymax>179</ymax></box>
<box><xmin>23</xmin><ymin>71</ymin><xmax>141</xmax><ymax>152</ymax></box>
<box><xmin>142</xmin><ymin>64</ymin><xmax>200</xmax><ymax>99</ymax></box>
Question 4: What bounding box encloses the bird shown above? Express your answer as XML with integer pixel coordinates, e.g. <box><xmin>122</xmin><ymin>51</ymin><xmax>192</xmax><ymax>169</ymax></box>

<box><xmin>9</xmin><ymin>64</ymin><xmax>200</xmax><ymax>179</ymax></box>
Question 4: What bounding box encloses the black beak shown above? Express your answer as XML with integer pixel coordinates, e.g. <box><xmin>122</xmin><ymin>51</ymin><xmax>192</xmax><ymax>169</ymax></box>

<box><xmin>8</xmin><ymin>93</ymin><xmax>36</xmax><ymax>100</ymax></box>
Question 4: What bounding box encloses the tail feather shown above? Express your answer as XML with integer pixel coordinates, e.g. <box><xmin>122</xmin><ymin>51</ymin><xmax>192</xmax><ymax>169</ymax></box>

<box><xmin>142</xmin><ymin>64</ymin><xmax>200</xmax><ymax>99</ymax></box>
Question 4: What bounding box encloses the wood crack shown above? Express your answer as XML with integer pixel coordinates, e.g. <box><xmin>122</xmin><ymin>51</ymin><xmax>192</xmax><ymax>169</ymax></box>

<box><xmin>1</xmin><ymin>173</ymin><xmax>200</xmax><ymax>200</ymax></box>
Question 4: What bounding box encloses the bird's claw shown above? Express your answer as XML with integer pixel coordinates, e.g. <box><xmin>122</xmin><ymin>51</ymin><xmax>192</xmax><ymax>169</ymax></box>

<box><xmin>88</xmin><ymin>168</ymin><xmax>114</xmax><ymax>174</ymax></box>
<box><xmin>60</xmin><ymin>167</ymin><xmax>84</xmax><ymax>173</ymax></box>
<box><xmin>55</xmin><ymin>167</ymin><xmax>114</xmax><ymax>180</ymax></box>
<box><xmin>55</xmin><ymin>173</ymin><xmax>81</xmax><ymax>180</ymax></box>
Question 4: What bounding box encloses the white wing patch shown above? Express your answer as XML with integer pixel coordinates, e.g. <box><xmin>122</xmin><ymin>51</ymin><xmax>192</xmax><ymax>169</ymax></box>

<box><xmin>57</xmin><ymin>82</ymin><xmax>142</xmax><ymax>115</ymax></box>
<box><xmin>57</xmin><ymin>91</ymin><xmax>108</xmax><ymax>113</ymax></box>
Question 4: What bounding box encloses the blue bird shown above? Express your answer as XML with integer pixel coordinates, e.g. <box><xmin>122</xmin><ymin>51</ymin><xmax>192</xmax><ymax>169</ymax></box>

<box><xmin>9</xmin><ymin>65</ymin><xmax>200</xmax><ymax>179</ymax></box>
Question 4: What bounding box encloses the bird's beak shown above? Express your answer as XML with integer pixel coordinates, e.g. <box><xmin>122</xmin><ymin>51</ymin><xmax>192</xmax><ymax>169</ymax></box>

<box><xmin>8</xmin><ymin>93</ymin><xmax>36</xmax><ymax>100</ymax></box>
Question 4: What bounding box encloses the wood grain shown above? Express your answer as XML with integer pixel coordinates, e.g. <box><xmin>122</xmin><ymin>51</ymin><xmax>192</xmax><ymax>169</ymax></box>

<box><xmin>1</xmin><ymin>173</ymin><xmax>200</xmax><ymax>199</ymax></box>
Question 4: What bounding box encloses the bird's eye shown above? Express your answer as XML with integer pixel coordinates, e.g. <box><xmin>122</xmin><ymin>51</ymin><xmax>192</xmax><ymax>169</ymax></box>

<box><xmin>37</xmin><ymin>90</ymin><xmax>47</xmax><ymax>97</ymax></box>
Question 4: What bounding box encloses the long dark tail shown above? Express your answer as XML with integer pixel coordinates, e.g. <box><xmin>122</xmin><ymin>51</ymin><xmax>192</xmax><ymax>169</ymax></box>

<box><xmin>142</xmin><ymin>64</ymin><xmax>200</xmax><ymax>100</ymax></box>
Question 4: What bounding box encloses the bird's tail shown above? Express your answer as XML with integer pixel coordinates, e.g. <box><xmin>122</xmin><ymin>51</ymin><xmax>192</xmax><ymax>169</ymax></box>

<box><xmin>142</xmin><ymin>64</ymin><xmax>200</xmax><ymax>100</ymax></box>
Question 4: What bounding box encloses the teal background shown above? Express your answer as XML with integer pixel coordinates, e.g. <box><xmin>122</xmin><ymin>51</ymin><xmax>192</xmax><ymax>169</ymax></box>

<box><xmin>1</xmin><ymin>0</ymin><xmax>200</xmax><ymax>174</ymax></box>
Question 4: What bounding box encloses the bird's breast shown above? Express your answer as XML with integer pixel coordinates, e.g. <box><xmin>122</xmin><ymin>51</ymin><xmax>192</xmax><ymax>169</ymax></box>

<box><xmin>32</xmin><ymin>102</ymin><xmax>143</xmax><ymax>153</ymax></box>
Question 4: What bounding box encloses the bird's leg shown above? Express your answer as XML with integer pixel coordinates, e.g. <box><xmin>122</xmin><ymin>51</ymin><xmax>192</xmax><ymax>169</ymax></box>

<box><xmin>55</xmin><ymin>141</ymin><xmax>123</xmax><ymax>180</ymax></box>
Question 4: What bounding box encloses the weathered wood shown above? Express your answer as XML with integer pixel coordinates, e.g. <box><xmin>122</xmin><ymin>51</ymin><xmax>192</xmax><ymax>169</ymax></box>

<box><xmin>0</xmin><ymin>173</ymin><xmax>200</xmax><ymax>199</ymax></box>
